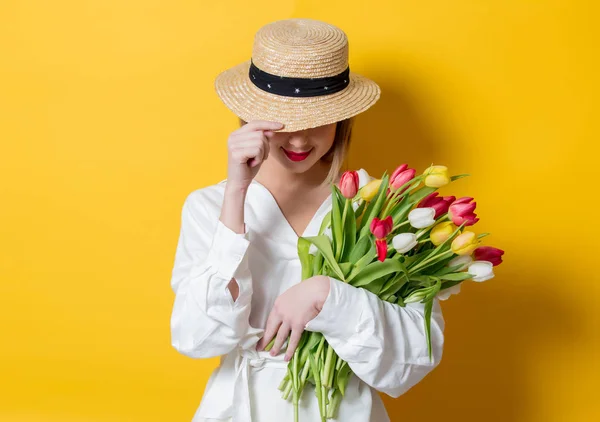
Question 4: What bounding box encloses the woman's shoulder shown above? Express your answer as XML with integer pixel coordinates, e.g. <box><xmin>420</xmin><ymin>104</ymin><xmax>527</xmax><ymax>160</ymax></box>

<box><xmin>180</xmin><ymin>179</ymin><xmax>229</xmax><ymax>218</ymax></box>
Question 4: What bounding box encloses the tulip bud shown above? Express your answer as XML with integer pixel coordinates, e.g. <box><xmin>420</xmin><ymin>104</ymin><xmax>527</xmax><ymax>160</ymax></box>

<box><xmin>430</xmin><ymin>221</ymin><xmax>458</xmax><ymax>246</ymax></box>
<box><xmin>417</xmin><ymin>192</ymin><xmax>455</xmax><ymax>219</ymax></box>
<box><xmin>436</xmin><ymin>283</ymin><xmax>461</xmax><ymax>301</ymax></box>
<box><xmin>473</xmin><ymin>246</ymin><xmax>504</xmax><ymax>266</ymax></box>
<box><xmin>357</xmin><ymin>168</ymin><xmax>375</xmax><ymax>189</ymax></box>
<box><xmin>423</xmin><ymin>165</ymin><xmax>450</xmax><ymax>188</ymax></box>
<box><xmin>448</xmin><ymin>197</ymin><xmax>479</xmax><ymax>226</ymax></box>
<box><xmin>451</xmin><ymin>231</ymin><xmax>480</xmax><ymax>256</ymax></box>
<box><xmin>404</xmin><ymin>284</ymin><xmax>438</xmax><ymax>303</ymax></box>
<box><xmin>408</xmin><ymin>207</ymin><xmax>436</xmax><ymax>229</ymax></box>
<box><xmin>375</xmin><ymin>238</ymin><xmax>388</xmax><ymax>262</ymax></box>
<box><xmin>392</xmin><ymin>233</ymin><xmax>418</xmax><ymax>254</ymax></box>
<box><xmin>390</xmin><ymin>166</ymin><xmax>416</xmax><ymax>192</ymax></box>
<box><xmin>340</xmin><ymin>170</ymin><xmax>359</xmax><ymax>199</ymax></box>
<box><xmin>370</xmin><ymin>215</ymin><xmax>394</xmax><ymax>239</ymax></box>
<box><xmin>360</xmin><ymin>178</ymin><xmax>382</xmax><ymax>202</ymax></box>
<box><xmin>447</xmin><ymin>254</ymin><xmax>473</xmax><ymax>270</ymax></box>
<box><xmin>467</xmin><ymin>260</ymin><xmax>495</xmax><ymax>282</ymax></box>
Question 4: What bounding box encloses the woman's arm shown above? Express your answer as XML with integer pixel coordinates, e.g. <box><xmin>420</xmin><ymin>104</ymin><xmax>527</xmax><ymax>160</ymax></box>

<box><xmin>304</xmin><ymin>276</ymin><xmax>445</xmax><ymax>398</ymax></box>
<box><xmin>170</xmin><ymin>187</ymin><xmax>254</xmax><ymax>358</ymax></box>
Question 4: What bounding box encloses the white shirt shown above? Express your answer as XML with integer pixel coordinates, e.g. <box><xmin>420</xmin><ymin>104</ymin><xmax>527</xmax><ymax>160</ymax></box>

<box><xmin>170</xmin><ymin>167</ymin><xmax>445</xmax><ymax>422</ymax></box>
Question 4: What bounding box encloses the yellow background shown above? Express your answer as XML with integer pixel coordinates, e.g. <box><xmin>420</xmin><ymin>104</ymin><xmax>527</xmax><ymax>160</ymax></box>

<box><xmin>1</xmin><ymin>1</ymin><xmax>597</xmax><ymax>421</ymax></box>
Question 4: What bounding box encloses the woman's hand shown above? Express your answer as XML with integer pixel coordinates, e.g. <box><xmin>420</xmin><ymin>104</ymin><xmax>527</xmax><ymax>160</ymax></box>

<box><xmin>226</xmin><ymin>119</ymin><xmax>284</xmax><ymax>191</ymax></box>
<box><xmin>256</xmin><ymin>275</ymin><xmax>330</xmax><ymax>361</ymax></box>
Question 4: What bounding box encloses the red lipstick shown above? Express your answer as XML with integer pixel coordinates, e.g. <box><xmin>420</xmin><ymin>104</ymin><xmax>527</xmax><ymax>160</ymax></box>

<box><xmin>282</xmin><ymin>147</ymin><xmax>312</xmax><ymax>161</ymax></box>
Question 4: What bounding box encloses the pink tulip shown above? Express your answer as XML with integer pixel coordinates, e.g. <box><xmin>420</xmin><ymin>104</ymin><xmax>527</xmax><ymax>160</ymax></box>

<box><xmin>417</xmin><ymin>192</ymin><xmax>456</xmax><ymax>219</ymax></box>
<box><xmin>370</xmin><ymin>215</ymin><xmax>394</xmax><ymax>239</ymax></box>
<box><xmin>473</xmin><ymin>246</ymin><xmax>504</xmax><ymax>266</ymax></box>
<box><xmin>448</xmin><ymin>197</ymin><xmax>480</xmax><ymax>226</ymax></box>
<box><xmin>340</xmin><ymin>170</ymin><xmax>359</xmax><ymax>199</ymax></box>
<box><xmin>390</xmin><ymin>164</ymin><xmax>408</xmax><ymax>181</ymax></box>
<box><xmin>390</xmin><ymin>166</ymin><xmax>416</xmax><ymax>193</ymax></box>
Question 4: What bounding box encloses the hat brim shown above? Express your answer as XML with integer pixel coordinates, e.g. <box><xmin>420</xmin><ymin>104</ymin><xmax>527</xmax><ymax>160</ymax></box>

<box><xmin>214</xmin><ymin>59</ymin><xmax>381</xmax><ymax>132</ymax></box>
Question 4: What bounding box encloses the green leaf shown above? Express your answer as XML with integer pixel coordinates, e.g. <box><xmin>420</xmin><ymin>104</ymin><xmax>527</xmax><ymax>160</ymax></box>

<box><xmin>319</xmin><ymin>210</ymin><xmax>331</xmax><ymax>235</ymax></box>
<box><xmin>336</xmin><ymin>362</ymin><xmax>352</xmax><ymax>397</ymax></box>
<box><xmin>341</xmin><ymin>199</ymin><xmax>357</xmax><ymax>262</ymax></box>
<box><xmin>424</xmin><ymin>299</ymin><xmax>434</xmax><ymax>362</ymax></box>
<box><xmin>300</xmin><ymin>234</ymin><xmax>345</xmax><ymax>281</ymax></box>
<box><xmin>348</xmin><ymin>234</ymin><xmax>372</xmax><ymax>263</ymax></box>
<box><xmin>438</xmin><ymin>272</ymin><xmax>473</xmax><ymax>281</ymax></box>
<box><xmin>339</xmin><ymin>262</ymin><xmax>353</xmax><ymax>278</ymax></box>
<box><xmin>297</xmin><ymin>237</ymin><xmax>314</xmax><ymax>280</ymax></box>
<box><xmin>308</xmin><ymin>353</ymin><xmax>322</xmax><ymax>401</ymax></box>
<box><xmin>312</xmin><ymin>250</ymin><xmax>324</xmax><ymax>276</ymax></box>
<box><xmin>331</xmin><ymin>185</ymin><xmax>344</xmax><ymax>260</ymax></box>
<box><xmin>348</xmin><ymin>258</ymin><xmax>406</xmax><ymax>287</ymax></box>
<box><xmin>450</xmin><ymin>173</ymin><xmax>470</xmax><ymax>181</ymax></box>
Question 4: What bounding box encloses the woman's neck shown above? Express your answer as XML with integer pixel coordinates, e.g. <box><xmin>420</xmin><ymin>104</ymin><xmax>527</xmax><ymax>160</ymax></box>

<box><xmin>254</xmin><ymin>159</ymin><xmax>338</xmax><ymax>192</ymax></box>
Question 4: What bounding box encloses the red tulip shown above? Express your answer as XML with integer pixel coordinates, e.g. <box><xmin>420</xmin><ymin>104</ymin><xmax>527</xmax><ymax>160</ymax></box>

<box><xmin>390</xmin><ymin>166</ymin><xmax>416</xmax><ymax>193</ymax></box>
<box><xmin>340</xmin><ymin>170</ymin><xmax>359</xmax><ymax>199</ymax></box>
<box><xmin>375</xmin><ymin>239</ymin><xmax>388</xmax><ymax>262</ymax></box>
<box><xmin>448</xmin><ymin>197</ymin><xmax>480</xmax><ymax>226</ymax></box>
<box><xmin>417</xmin><ymin>192</ymin><xmax>456</xmax><ymax>219</ymax></box>
<box><xmin>370</xmin><ymin>215</ymin><xmax>394</xmax><ymax>262</ymax></box>
<box><xmin>473</xmin><ymin>246</ymin><xmax>504</xmax><ymax>266</ymax></box>
<box><xmin>370</xmin><ymin>215</ymin><xmax>394</xmax><ymax>239</ymax></box>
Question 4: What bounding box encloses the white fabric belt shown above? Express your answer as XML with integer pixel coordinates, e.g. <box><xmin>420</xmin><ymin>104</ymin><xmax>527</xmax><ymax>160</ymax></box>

<box><xmin>231</xmin><ymin>346</ymin><xmax>289</xmax><ymax>422</ymax></box>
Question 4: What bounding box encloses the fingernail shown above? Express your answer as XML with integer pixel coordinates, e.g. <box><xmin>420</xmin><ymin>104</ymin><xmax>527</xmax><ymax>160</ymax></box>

<box><xmin>284</xmin><ymin>355</ymin><xmax>290</xmax><ymax>362</ymax></box>
<box><xmin>270</xmin><ymin>350</ymin><xmax>275</xmax><ymax>356</ymax></box>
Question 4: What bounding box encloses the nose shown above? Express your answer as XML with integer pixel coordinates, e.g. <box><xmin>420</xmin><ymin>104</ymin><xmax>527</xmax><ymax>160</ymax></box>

<box><xmin>287</xmin><ymin>136</ymin><xmax>310</xmax><ymax>149</ymax></box>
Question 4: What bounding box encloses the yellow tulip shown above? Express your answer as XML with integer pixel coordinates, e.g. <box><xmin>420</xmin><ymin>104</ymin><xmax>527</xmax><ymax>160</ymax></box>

<box><xmin>423</xmin><ymin>165</ymin><xmax>450</xmax><ymax>188</ymax></box>
<box><xmin>451</xmin><ymin>231</ymin><xmax>480</xmax><ymax>256</ymax></box>
<box><xmin>360</xmin><ymin>178</ymin><xmax>382</xmax><ymax>202</ymax></box>
<box><xmin>429</xmin><ymin>221</ymin><xmax>458</xmax><ymax>246</ymax></box>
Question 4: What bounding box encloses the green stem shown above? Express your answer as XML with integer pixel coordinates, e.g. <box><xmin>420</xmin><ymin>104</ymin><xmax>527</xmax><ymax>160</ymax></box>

<box><xmin>323</xmin><ymin>344</ymin><xmax>335</xmax><ymax>388</ymax></box>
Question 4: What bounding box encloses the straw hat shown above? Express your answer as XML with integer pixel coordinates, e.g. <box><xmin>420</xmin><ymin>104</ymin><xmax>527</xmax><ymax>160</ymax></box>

<box><xmin>214</xmin><ymin>18</ymin><xmax>381</xmax><ymax>132</ymax></box>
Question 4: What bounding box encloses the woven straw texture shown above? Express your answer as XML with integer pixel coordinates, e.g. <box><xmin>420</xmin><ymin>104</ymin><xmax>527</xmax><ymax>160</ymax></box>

<box><xmin>214</xmin><ymin>18</ymin><xmax>381</xmax><ymax>132</ymax></box>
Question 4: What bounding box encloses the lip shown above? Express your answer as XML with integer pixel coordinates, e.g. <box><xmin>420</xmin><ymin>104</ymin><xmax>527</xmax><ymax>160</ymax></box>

<box><xmin>282</xmin><ymin>147</ymin><xmax>312</xmax><ymax>162</ymax></box>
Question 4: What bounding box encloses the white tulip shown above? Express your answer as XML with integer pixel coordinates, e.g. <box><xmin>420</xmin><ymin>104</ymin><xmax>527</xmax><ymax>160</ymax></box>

<box><xmin>436</xmin><ymin>283</ymin><xmax>461</xmax><ymax>300</ymax></box>
<box><xmin>392</xmin><ymin>233</ymin><xmax>418</xmax><ymax>254</ymax></box>
<box><xmin>447</xmin><ymin>255</ymin><xmax>473</xmax><ymax>271</ymax></box>
<box><xmin>408</xmin><ymin>207</ymin><xmax>436</xmax><ymax>229</ymax></box>
<box><xmin>467</xmin><ymin>260</ymin><xmax>495</xmax><ymax>282</ymax></box>
<box><xmin>357</xmin><ymin>168</ymin><xmax>375</xmax><ymax>189</ymax></box>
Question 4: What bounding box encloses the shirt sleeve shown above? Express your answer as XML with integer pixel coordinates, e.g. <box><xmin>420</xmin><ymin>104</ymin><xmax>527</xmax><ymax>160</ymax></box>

<box><xmin>170</xmin><ymin>190</ymin><xmax>254</xmax><ymax>359</ymax></box>
<box><xmin>304</xmin><ymin>276</ymin><xmax>445</xmax><ymax>398</ymax></box>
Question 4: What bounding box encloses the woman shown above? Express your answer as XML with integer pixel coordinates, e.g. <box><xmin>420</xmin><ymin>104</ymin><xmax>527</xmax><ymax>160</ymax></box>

<box><xmin>170</xmin><ymin>18</ymin><xmax>445</xmax><ymax>422</ymax></box>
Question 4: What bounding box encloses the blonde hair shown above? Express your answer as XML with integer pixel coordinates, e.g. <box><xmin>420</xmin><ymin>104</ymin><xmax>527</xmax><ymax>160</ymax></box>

<box><xmin>238</xmin><ymin>117</ymin><xmax>355</xmax><ymax>189</ymax></box>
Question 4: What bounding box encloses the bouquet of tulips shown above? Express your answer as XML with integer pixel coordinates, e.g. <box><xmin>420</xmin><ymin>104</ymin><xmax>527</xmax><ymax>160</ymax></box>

<box><xmin>264</xmin><ymin>163</ymin><xmax>505</xmax><ymax>422</ymax></box>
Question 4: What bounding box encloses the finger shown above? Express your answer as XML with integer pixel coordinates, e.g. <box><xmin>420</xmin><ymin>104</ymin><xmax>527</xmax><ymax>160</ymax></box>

<box><xmin>233</xmin><ymin>146</ymin><xmax>264</xmax><ymax>167</ymax></box>
<box><xmin>284</xmin><ymin>328</ymin><xmax>303</xmax><ymax>361</ymax></box>
<box><xmin>261</xmin><ymin>133</ymin><xmax>270</xmax><ymax>161</ymax></box>
<box><xmin>270</xmin><ymin>322</ymin><xmax>291</xmax><ymax>356</ymax></box>
<box><xmin>242</xmin><ymin>120</ymin><xmax>284</xmax><ymax>132</ymax></box>
<box><xmin>256</xmin><ymin>311</ymin><xmax>281</xmax><ymax>351</ymax></box>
